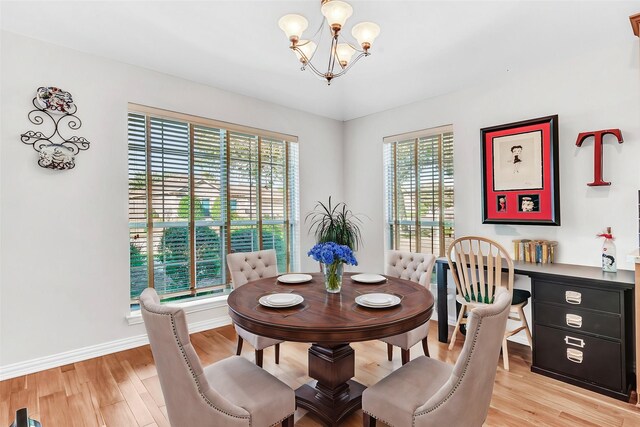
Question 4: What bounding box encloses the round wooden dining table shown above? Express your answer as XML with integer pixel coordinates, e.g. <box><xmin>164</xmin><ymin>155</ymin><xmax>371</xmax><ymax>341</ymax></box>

<box><xmin>227</xmin><ymin>272</ymin><xmax>434</xmax><ymax>426</ymax></box>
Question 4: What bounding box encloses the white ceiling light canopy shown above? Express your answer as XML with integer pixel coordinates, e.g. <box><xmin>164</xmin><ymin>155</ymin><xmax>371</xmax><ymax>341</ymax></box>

<box><xmin>278</xmin><ymin>0</ymin><xmax>380</xmax><ymax>85</ymax></box>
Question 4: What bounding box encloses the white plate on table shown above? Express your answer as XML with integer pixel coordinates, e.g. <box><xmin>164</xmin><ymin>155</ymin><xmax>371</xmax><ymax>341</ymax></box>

<box><xmin>355</xmin><ymin>293</ymin><xmax>401</xmax><ymax>308</ymax></box>
<box><xmin>277</xmin><ymin>273</ymin><xmax>313</xmax><ymax>284</ymax></box>
<box><xmin>259</xmin><ymin>293</ymin><xmax>304</xmax><ymax>308</ymax></box>
<box><xmin>351</xmin><ymin>273</ymin><xmax>386</xmax><ymax>284</ymax></box>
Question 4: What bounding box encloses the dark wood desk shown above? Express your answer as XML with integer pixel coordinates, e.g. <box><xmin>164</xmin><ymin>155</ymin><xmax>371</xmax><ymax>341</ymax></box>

<box><xmin>435</xmin><ymin>257</ymin><xmax>634</xmax><ymax>341</ymax></box>
<box><xmin>227</xmin><ymin>272</ymin><xmax>434</xmax><ymax>427</ymax></box>
<box><xmin>435</xmin><ymin>257</ymin><xmax>635</xmax><ymax>400</ymax></box>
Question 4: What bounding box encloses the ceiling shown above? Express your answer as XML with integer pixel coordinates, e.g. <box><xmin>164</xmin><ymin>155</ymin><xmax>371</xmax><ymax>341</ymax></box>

<box><xmin>1</xmin><ymin>1</ymin><xmax>637</xmax><ymax>121</ymax></box>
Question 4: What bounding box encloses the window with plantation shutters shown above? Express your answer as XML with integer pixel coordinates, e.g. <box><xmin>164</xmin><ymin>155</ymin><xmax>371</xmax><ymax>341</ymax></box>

<box><xmin>384</xmin><ymin>126</ymin><xmax>454</xmax><ymax>260</ymax></box>
<box><xmin>128</xmin><ymin>105</ymin><xmax>299</xmax><ymax>305</ymax></box>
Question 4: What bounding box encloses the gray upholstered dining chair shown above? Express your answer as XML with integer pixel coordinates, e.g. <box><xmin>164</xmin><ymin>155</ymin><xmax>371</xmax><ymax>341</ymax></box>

<box><xmin>140</xmin><ymin>288</ymin><xmax>295</xmax><ymax>427</ymax></box>
<box><xmin>381</xmin><ymin>250</ymin><xmax>436</xmax><ymax>364</ymax></box>
<box><xmin>227</xmin><ymin>249</ymin><xmax>283</xmax><ymax>367</ymax></box>
<box><xmin>362</xmin><ymin>287</ymin><xmax>512</xmax><ymax>427</ymax></box>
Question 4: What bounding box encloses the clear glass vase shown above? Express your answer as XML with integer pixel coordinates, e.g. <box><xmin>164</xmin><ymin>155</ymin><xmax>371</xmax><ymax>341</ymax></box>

<box><xmin>322</xmin><ymin>262</ymin><xmax>344</xmax><ymax>293</ymax></box>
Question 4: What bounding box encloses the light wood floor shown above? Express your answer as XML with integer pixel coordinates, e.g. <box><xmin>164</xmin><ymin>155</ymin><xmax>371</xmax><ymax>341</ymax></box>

<box><xmin>2</xmin><ymin>322</ymin><xmax>640</xmax><ymax>426</ymax></box>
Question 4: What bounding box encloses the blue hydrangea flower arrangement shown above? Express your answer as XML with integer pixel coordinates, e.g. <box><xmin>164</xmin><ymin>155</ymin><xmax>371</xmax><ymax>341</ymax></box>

<box><xmin>308</xmin><ymin>242</ymin><xmax>357</xmax><ymax>293</ymax></box>
<box><xmin>308</xmin><ymin>242</ymin><xmax>358</xmax><ymax>266</ymax></box>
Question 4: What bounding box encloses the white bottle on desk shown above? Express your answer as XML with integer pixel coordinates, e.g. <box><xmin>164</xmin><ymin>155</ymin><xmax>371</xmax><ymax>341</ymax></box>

<box><xmin>601</xmin><ymin>227</ymin><xmax>617</xmax><ymax>273</ymax></box>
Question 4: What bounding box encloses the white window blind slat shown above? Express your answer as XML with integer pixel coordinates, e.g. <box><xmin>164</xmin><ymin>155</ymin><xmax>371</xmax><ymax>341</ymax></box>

<box><xmin>128</xmin><ymin>113</ymin><xmax>149</xmax><ymax>299</ymax></box>
<box><xmin>193</xmin><ymin>124</ymin><xmax>225</xmax><ymax>289</ymax></box>
<box><xmin>384</xmin><ymin>129</ymin><xmax>454</xmax><ymax>258</ymax></box>
<box><xmin>127</xmin><ymin>110</ymin><xmax>299</xmax><ymax>304</ymax></box>
<box><xmin>288</xmin><ymin>142</ymin><xmax>300</xmax><ymax>272</ymax></box>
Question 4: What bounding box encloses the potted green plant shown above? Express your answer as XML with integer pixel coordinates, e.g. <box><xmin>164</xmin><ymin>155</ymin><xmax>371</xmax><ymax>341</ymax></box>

<box><xmin>305</xmin><ymin>197</ymin><xmax>364</xmax><ymax>250</ymax></box>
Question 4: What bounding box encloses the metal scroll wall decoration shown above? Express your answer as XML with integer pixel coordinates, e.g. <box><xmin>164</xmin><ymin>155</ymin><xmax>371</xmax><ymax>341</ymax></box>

<box><xmin>21</xmin><ymin>86</ymin><xmax>91</xmax><ymax>170</ymax></box>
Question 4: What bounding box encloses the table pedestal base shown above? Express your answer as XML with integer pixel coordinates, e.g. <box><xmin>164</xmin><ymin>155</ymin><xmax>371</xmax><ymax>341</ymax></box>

<box><xmin>295</xmin><ymin>343</ymin><xmax>366</xmax><ymax>426</ymax></box>
<box><xmin>296</xmin><ymin>380</ymin><xmax>366</xmax><ymax>427</ymax></box>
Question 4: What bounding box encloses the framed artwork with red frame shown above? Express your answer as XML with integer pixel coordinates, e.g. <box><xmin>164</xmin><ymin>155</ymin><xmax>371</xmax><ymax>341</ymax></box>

<box><xmin>481</xmin><ymin>115</ymin><xmax>560</xmax><ymax>225</ymax></box>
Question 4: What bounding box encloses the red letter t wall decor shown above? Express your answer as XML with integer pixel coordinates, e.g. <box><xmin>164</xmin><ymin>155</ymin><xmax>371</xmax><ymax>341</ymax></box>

<box><xmin>575</xmin><ymin>129</ymin><xmax>623</xmax><ymax>186</ymax></box>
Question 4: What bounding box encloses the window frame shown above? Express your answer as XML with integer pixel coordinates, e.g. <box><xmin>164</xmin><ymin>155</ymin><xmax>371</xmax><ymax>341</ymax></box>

<box><xmin>384</xmin><ymin>125</ymin><xmax>454</xmax><ymax>257</ymax></box>
<box><xmin>128</xmin><ymin>104</ymin><xmax>299</xmax><ymax>304</ymax></box>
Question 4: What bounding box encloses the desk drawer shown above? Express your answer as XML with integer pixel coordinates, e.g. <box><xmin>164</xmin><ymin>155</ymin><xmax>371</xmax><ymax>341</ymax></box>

<box><xmin>534</xmin><ymin>302</ymin><xmax>621</xmax><ymax>339</ymax></box>
<box><xmin>534</xmin><ymin>280</ymin><xmax>620</xmax><ymax>314</ymax></box>
<box><xmin>534</xmin><ymin>325</ymin><xmax>622</xmax><ymax>392</ymax></box>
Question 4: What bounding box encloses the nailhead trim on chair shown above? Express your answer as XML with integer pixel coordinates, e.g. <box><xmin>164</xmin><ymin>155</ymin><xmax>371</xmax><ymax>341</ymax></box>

<box><xmin>412</xmin><ymin>308</ymin><xmax>505</xmax><ymax>424</ymax></box>
<box><xmin>364</xmin><ymin>302</ymin><xmax>505</xmax><ymax>427</ymax></box>
<box><xmin>270</xmin><ymin>414</ymin><xmax>295</xmax><ymax>427</ymax></box>
<box><xmin>141</xmin><ymin>299</ymin><xmax>252</xmax><ymax>425</ymax></box>
<box><xmin>363</xmin><ymin>409</ymin><xmax>396</xmax><ymax>427</ymax></box>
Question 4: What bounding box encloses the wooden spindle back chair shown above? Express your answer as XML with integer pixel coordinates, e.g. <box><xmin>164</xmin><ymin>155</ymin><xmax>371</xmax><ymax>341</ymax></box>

<box><xmin>447</xmin><ymin>236</ymin><xmax>530</xmax><ymax>370</ymax></box>
<box><xmin>448</xmin><ymin>236</ymin><xmax>514</xmax><ymax>305</ymax></box>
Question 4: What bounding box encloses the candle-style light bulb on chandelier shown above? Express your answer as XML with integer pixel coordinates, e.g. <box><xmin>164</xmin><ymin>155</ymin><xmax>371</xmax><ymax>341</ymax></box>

<box><xmin>278</xmin><ymin>0</ymin><xmax>380</xmax><ymax>85</ymax></box>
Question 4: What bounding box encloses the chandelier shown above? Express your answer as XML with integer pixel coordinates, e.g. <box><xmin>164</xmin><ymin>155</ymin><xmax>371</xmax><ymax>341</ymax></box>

<box><xmin>278</xmin><ymin>0</ymin><xmax>380</xmax><ymax>85</ymax></box>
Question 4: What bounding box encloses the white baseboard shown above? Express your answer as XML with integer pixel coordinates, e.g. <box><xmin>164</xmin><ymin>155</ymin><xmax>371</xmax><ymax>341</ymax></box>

<box><xmin>0</xmin><ymin>315</ymin><xmax>231</xmax><ymax>381</ymax></box>
<box><xmin>1</xmin><ymin>291</ymin><xmax>532</xmax><ymax>380</ymax></box>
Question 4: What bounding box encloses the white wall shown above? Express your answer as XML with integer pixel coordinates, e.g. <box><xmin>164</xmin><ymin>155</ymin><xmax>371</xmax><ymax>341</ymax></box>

<box><xmin>2</xmin><ymin>25</ymin><xmax>639</xmax><ymax>373</ymax></box>
<box><xmin>344</xmin><ymin>40</ymin><xmax>640</xmax><ymax>274</ymax></box>
<box><xmin>0</xmin><ymin>32</ymin><xmax>343</xmax><ymax>369</ymax></box>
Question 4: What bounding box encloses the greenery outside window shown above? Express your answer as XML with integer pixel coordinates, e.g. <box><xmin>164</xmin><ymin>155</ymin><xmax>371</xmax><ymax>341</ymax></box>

<box><xmin>128</xmin><ymin>105</ymin><xmax>299</xmax><ymax>305</ymax></box>
<box><xmin>383</xmin><ymin>125</ymin><xmax>454</xmax><ymax>258</ymax></box>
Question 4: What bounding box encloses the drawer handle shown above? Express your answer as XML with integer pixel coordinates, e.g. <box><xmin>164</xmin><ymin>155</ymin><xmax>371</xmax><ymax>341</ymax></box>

<box><xmin>565</xmin><ymin>291</ymin><xmax>582</xmax><ymax>305</ymax></box>
<box><xmin>565</xmin><ymin>314</ymin><xmax>583</xmax><ymax>328</ymax></box>
<box><xmin>567</xmin><ymin>348</ymin><xmax>583</xmax><ymax>364</ymax></box>
<box><xmin>564</xmin><ymin>336</ymin><xmax>585</xmax><ymax>348</ymax></box>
